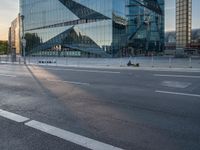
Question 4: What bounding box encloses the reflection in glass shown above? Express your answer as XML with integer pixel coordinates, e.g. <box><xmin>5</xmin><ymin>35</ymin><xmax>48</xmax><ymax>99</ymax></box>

<box><xmin>20</xmin><ymin>0</ymin><xmax>165</xmax><ymax>57</ymax></box>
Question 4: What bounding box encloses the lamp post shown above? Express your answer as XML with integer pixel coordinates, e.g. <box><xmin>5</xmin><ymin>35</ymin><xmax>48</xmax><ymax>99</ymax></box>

<box><xmin>20</xmin><ymin>15</ymin><xmax>26</xmax><ymax>64</ymax></box>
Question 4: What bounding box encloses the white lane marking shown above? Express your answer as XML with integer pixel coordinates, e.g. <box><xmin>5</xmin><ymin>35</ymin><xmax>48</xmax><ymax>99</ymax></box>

<box><xmin>46</xmin><ymin>79</ymin><xmax>90</xmax><ymax>86</ymax></box>
<box><xmin>0</xmin><ymin>74</ymin><xmax>17</xmax><ymax>78</ymax></box>
<box><xmin>25</xmin><ymin>120</ymin><xmax>123</xmax><ymax>150</ymax></box>
<box><xmin>154</xmin><ymin>74</ymin><xmax>200</xmax><ymax>79</ymax></box>
<box><xmin>33</xmin><ymin>67</ymin><xmax>121</xmax><ymax>74</ymax></box>
<box><xmin>0</xmin><ymin>109</ymin><xmax>29</xmax><ymax>123</ymax></box>
<box><xmin>156</xmin><ymin>90</ymin><xmax>200</xmax><ymax>98</ymax></box>
<box><xmin>161</xmin><ymin>81</ymin><xmax>191</xmax><ymax>88</ymax></box>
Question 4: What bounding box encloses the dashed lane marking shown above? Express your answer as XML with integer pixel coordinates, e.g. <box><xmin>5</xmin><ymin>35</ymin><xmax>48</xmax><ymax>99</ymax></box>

<box><xmin>161</xmin><ymin>81</ymin><xmax>191</xmax><ymax>88</ymax></box>
<box><xmin>0</xmin><ymin>74</ymin><xmax>17</xmax><ymax>78</ymax></box>
<box><xmin>0</xmin><ymin>109</ymin><xmax>124</xmax><ymax>150</ymax></box>
<box><xmin>25</xmin><ymin>120</ymin><xmax>123</xmax><ymax>150</ymax></box>
<box><xmin>154</xmin><ymin>74</ymin><xmax>200</xmax><ymax>79</ymax></box>
<box><xmin>46</xmin><ymin>79</ymin><xmax>90</xmax><ymax>86</ymax></box>
<box><xmin>156</xmin><ymin>90</ymin><xmax>200</xmax><ymax>98</ymax></box>
<box><xmin>0</xmin><ymin>109</ymin><xmax>29</xmax><ymax>123</ymax></box>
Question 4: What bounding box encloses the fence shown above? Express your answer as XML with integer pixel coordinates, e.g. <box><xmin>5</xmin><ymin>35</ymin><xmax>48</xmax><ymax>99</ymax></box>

<box><xmin>0</xmin><ymin>55</ymin><xmax>25</xmax><ymax>65</ymax></box>
<box><xmin>1</xmin><ymin>55</ymin><xmax>200</xmax><ymax>69</ymax></box>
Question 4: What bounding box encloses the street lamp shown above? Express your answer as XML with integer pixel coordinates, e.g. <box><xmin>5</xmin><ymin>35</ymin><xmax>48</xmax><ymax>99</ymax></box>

<box><xmin>20</xmin><ymin>15</ymin><xmax>26</xmax><ymax>64</ymax></box>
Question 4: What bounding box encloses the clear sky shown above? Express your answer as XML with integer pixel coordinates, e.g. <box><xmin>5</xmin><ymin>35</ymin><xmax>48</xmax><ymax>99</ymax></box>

<box><xmin>0</xmin><ymin>0</ymin><xmax>19</xmax><ymax>40</ymax></box>
<box><xmin>0</xmin><ymin>0</ymin><xmax>200</xmax><ymax>40</ymax></box>
<box><xmin>165</xmin><ymin>0</ymin><xmax>200</xmax><ymax>31</ymax></box>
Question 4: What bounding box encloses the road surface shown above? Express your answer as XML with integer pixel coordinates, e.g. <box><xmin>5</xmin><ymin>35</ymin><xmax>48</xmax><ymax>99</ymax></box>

<box><xmin>0</xmin><ymin>64</ymin><xmax>200</xmax><ymax>150</ymax></box>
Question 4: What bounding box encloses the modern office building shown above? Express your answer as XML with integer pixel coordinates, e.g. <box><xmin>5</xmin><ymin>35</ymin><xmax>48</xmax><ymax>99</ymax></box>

<box><xmin>8</xmin><ymin>14</ymin><xmax>21</xmax><ymax>55</ymax></box>
<box><xmin>176</xmin><ymin>0</ymin><xmax>192</xmax><ymax>49</ymax></box>
<box><xmin>127</xmin><ymin>0</ymin><xmax>165</xmax><ymax>54</ymax></box>
<box><xmin>20</xmin><ymin>0</ymin><xmax>165</xmax><ymax>57</ymax></box>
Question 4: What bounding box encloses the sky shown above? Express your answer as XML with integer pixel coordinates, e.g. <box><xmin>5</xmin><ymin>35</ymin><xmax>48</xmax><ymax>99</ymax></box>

<box><xmin>0</xmin><ymin>0</ymin><xmax>200</xmax><ymax>40</ymax></box>
<box><xmin>0</xmin><ymin>0</ymin><xmax>19</xmax><ymax>40</ymax></box>
<box><xmin>165</xmin><ymin>0</ymin><xmax>200</xmax><ymax>31</ymax></box>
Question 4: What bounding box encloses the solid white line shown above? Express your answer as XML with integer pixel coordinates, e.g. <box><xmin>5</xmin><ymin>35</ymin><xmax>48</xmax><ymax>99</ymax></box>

<box><xmin>34</xmin><ymin>67</ymin><xmax>121</xmax><ymax>74</ymax></box>
<box><xmin>46</xmin><ymin>79</ymin><xmax>90</xmax><ymax>86</ymax></box>
<box><xmin>0</xmin><ymin>109</ymin><xmax>29</xmax><ymax>123</ymax></box>
<box><xmin>155</xmin><ymin>90</ymin><xmax>200</xmax><ymax>98</ymax></box>
<box><xmin>154</xmin><ymin>74</ymin><xmax>200</xmax><ymax>79</ymax></box>
<box><xmin>0</xmin><ymin>73</ymin><xmax>17</xmax><ymax>78</ymax></box>
<box><xmin>25</xmin><ymin>120</ymin><xmax>123</xmax><ymax>150</ymax></box>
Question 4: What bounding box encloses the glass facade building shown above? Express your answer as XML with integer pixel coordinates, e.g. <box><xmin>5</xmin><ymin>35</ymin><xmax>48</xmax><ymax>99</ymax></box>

<box><xmin>127</xmin><ymin>0</ymin><xmax>165</xmax><ymax>53</ymax></box>
<box><xmin>176</xmin><ymin>0</ymin><xmax>192</xmax><ymax>49</ymax></box>
<box><xmin>20</xmin><ymin>0</ymin><xmax>164</xmax><ymax>57</ymax></box>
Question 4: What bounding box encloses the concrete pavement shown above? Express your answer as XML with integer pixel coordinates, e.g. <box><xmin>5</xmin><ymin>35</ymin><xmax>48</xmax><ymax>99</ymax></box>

<box><xmin>0</xmin><ymin>64</ymin><xmax>200</xmax><ymax>150</ymax></box>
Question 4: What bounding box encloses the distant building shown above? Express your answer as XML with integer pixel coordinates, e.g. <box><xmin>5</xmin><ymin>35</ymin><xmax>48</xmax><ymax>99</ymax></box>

<box><xmin>19</xmin><ymin>0</ymin><xmax>165</xmax><ymax>57</ymax></box>
<box><xmin>8</xmin><ymin>14</ymin><xmax>21</xmax><ymax>55</ymax></box>
<box><xmin>8</xmin><ymin>27</ymin><xmax>12</xmax><ymax>53</ymax></box>
<box><xmin>176</xmin><ymin>0</ymin><xmax>192</xmax><ymax>49</ymax></box>
<box><xmin>165</xmin><ymin>31</ymin><xmax>176</xmax><ymax>50</ymax></box>
<box><xmin>165</xmin><ymin>29</ymin><xmax>200</xmax><ymax>55</ymax></box>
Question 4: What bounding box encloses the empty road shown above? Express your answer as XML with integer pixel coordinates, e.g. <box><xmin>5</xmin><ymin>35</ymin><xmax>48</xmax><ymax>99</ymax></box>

<box><xmin>0</xmin><ymin>64</ymin><xmax>200</xmax><ymax>150</ymax></box>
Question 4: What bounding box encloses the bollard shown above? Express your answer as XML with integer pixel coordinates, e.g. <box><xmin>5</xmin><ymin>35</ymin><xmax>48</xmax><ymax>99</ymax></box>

<box><xmin>66</xmin><ymin>57</ymin><xmax>68</xmax><ymax>66</ymax></box>
<box><xmin>151</xmin><ymin>56</ymin><xmax>154</xmax><ymax>67</ymax></box>
<box><xmin>46</xmin><ymin>57</ymin><xmax>49</xmax><ymax>66</ymax></box>
<box><xmin>189</xmin><ymin>57</ymin><xmax>192</xmax><ymax>68</ymax></box>
<box><xmin>120</xmin><ymin>57</ymin><xmax>122</xmax><ymax>67</ymax></box>
<box><xmin>134</xmin><ymin>57</ymin><xmax>137</xmax><ymax>65</ymax></box>
<box><xmin>169</xmin><ymin>57</ymin><xmax>172</xmax><ymax>68</ymax></box>
<box><xmin>29</xmin><ymin>56</ymin><xmax>31</xmax><ymax>65</ymax></box>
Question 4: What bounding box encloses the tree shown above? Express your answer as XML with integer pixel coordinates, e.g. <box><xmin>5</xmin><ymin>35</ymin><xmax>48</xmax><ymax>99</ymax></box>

<box><xmin>0</xmin><ymin>41</ymin><xmax>8</xmax><ymax>55</ymax></box>
<box><xmin>25</xmin><ymin>33</ymin><xmax>41</xmax><ymax>55</ymax></box>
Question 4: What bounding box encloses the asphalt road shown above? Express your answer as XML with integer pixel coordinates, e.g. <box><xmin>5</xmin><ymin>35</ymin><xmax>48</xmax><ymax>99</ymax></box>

<box><xmin>0</xmin><ymin>64</ymin><xmax>200</xmax><ymax>150</ymax></box>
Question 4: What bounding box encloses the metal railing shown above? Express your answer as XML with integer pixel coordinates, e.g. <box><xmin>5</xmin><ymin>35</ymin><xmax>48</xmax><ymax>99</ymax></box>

<box><xmin>1</xmin><ymin>55</ymin><xmax>200</xmax><ymax>69</ymax></box>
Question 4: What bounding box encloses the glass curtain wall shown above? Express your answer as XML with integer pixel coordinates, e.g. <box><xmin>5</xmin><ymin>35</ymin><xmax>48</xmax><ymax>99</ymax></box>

<box><xmin>126</xmin><ymin>0</ymin><xmax>165</xmax><ymax>54</ymax></box>
<box><xmin>20</xmin><ymin>0</ymin><xmax>164</xmax><ymax>57</ymax></box>
<box><xmin>20</xmin><ymin>0</ymin><xmax>113</xmax><ymax>57</ymax></box>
